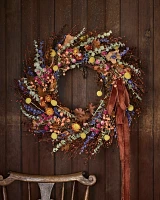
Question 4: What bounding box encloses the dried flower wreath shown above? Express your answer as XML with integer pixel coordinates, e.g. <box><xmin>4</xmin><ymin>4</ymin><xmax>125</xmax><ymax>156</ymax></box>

<box><xmin>16</xmin><ymin>27</ymin><xmax>143</xmax><ymax>199</ymax></box>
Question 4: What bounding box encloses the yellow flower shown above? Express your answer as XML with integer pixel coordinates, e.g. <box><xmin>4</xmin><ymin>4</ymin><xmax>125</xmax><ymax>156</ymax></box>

<box><xmin>51</xmin><ymin>132</ymin><xmax>58</xmax><ymax>140</ymax></box>
<box><xmin>80</xmin><ymin>132</ymin><xmax>86</xmax><ymax>139</ymax></box>
<box><xmin>124</xmin><ymin>72</ymin><xmax>131</xmax><ymax>79</ymax></box>
<box><xmin>25</xmin><ymin>98</ymin><xmax>31</xmax><ymax>104</ymax></box>
<box><xmin>51</xmin><ymin>100</ymin><xmax>57</xmax><ymax>106</ymax></box>
<box><xmin>45</xmin><ymin>108</ymin><xmax>54</xmax><ymax>116</ymax></box>
<box><xmin>72</xmin><ymin>123</ymin><xmax>81</xmax><ymax>132</ymax></box>
<box><xmin>53</xmin><ymin>65</ymin><xmax>58</xmax><ymax>71</ymax></box>
<box><xmin>128</xmin><ymin>104</ymin><xmax>134</xmax><ymax>111</ymax></box>
<box><xmin>104</xmin><ymin>135</ymin><xmax>110</xmax><ymax>141</ymax></box>
<box><xmin>97</xmin><ymin>90</ymin><xmax>102</xmax><ymax>97</ymax></box>
<box><xmin>50</xmin><ymin>49</ymin><xmax>56</xmax><ymax>57</ymax></box>
<box><xmin>88</xmin><ymin>57</ymin><xmax>95</xmax><ymax>64</ymax></box>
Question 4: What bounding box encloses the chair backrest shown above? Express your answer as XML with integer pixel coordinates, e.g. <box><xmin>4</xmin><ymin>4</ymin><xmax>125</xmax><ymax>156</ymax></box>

<box><xmin>0</xmin><ymin>171</ymin><xmax>96</xmax><ymax>200</ymax></box>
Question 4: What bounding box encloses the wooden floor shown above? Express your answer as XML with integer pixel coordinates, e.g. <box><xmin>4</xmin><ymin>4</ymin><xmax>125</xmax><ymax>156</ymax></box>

<box><xmin>0</xmin><ymin>0</ymin><xmax>159</xmax><ymax>199</ymax></box>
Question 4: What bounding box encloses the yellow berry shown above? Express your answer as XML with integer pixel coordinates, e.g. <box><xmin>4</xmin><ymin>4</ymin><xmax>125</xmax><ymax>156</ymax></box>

<box><xmin>25</xmin><ymin>98</ymin><xmax>31</xmax><ymax>104</ymax></box>
<box><xmin>51</xmin><ymin>132</ymin><xmax>58</xmax><ymax>140</ymax></box>
<box><xmin>104</xmin><ymin>135</ymin><xmax>110</xmax><ymax>141</ymax></box>
<box><xmin>53</xmin><ymin>65</ymin><xmax>58</xmax><ymax>71</ymax></box>
<box><xmin>80</xmin><ymin>132</ymin><xmax>86</xmax><ymax>139</ymax></box>
<box><xmin>51</xmin><ymin>100</ymin><xmax>57</xmax><ymax>106</ymax></box>
<box><xmin>50</xmin><ymin>49</ymin><xmax>56</xmax><ymax>57</ymax></box>
<box><xmin>124</xmin><ymin>72</ymin><xmax>131</xmax><ymax>79</ymax></box>
<box><xmin>97</xmin><ymin>90</ymin><xmax>102</xmax><ymax>97</ymax></box>
<box><xmin>128</xmin><ymin>104</ymin><xmax>134</xmax><ymax>111</ymax></box>
<box><xmin>88</xmin><ymin>57</ymin><xmax>95</xmax><ymax>64</ymax></box>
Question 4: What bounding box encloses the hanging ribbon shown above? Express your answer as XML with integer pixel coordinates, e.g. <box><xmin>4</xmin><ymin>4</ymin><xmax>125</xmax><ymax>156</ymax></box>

<box><xmin>107</xmin><ymin>79</ymin><xmax>130</xmax><ymax>200</ymax></box>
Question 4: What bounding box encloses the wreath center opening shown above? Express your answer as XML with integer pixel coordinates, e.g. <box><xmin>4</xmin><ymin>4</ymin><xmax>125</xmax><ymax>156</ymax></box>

<box><xmin>58</xmin><ymin>67</ymin><xmax>102</xmax><ymax>110</ymax></box>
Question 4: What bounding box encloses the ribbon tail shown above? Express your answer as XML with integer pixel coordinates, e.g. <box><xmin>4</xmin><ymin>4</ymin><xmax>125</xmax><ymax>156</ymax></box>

<box><xmin>117</xmin><ymin>116</ymin><xmax>130</xmax><ymax>200</ymax></box>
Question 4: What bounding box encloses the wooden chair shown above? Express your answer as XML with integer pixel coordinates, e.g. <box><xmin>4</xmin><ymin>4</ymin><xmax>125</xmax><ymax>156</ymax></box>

<box><xmin>0</xmin><ymin>171</ymin><xmax>96</xmax><ymax>200</ymax></box>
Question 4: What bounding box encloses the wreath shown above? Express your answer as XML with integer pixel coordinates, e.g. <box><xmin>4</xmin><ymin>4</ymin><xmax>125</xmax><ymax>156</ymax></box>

<box><xmin>16</xmin><ymin>27</ymin><xmax>143</xmax><ymax>155</ymax></box>
<box><xmin>16</xmin><ymin>27</ymin><xmax>143</xmax><ymax>199</ymax></box>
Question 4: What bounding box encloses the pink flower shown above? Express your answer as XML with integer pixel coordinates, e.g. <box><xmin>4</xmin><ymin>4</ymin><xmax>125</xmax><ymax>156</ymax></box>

<box><xmin>95</xmin><ymin>59</ymin><xmax>100</xmax><ymax>64</ymax></box>
<box><xmin>44</xmin><ymin>126</ymin><xmax>49</xmax><ymax>131</ymax></box>
<box><xmin>101</xmin><ymin>51</ymin><xmax>107</xmax><ymax>56</ymax></box>
<box><xmin>72</xmin><ymin>58</ymin><xmax>76</xmax><ymax>63</ymax></box>
<box><xmin>96</xmin><ymin>123</ymin><xmax>101</xmax><ymax>129</ymax></box>
<box><xmin>103</xmin><ymin>110</ymin><xmax>108</xmax><ymax>115</ymax></box>
<box><xmin>105</xmin><ymin>64</ymin><xmax>110</xmax><ymax>71</ymax></box>
<box><xmin>58</xmin><ymin>63</ymin><xmax>61</xmax><ymax>67</ymax></box>
<box><xmin>101</xmin><ymin>121</ymin><xmax>105</xmax><ymax>125</ymax></box>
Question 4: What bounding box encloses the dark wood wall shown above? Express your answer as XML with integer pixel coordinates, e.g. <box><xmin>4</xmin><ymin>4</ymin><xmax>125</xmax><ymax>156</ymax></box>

<box><xmin>0</xmin><ymin>0</ymin><xmax>160</xmax><ymax>199</ymax></box>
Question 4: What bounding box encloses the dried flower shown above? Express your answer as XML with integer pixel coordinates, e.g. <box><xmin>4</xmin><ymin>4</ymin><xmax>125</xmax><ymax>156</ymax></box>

<box><xmin>45</xmin><ymin>108</ymin><xmax>54</xmax><ymax>116</ymax></box>
<box><xmin>106</xmin><ymin>50</ymin><xmax>121</xmax><ymax>64</ymax></box>
<box><xmin>72</xmin><ymin>123</ymin><xmax>81</xmax><ymax>132</ymax></box>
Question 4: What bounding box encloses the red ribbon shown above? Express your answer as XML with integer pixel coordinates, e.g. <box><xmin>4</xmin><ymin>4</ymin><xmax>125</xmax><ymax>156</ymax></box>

<box><xmin>107</xmin><ymin>79</ymin><xmax>130</xmax><ymax>200</ymax></box>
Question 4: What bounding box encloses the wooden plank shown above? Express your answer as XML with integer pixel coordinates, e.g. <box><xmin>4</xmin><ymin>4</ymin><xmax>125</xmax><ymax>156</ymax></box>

<box><xmin>39</xmin><ymin>0</ymin><xmax>55</xmax><ymax>39</ymax></box>
<box><xmin>0</xmin><ymin>0</ymin><xmax>6</xmax><ymax>199</ymax></box>
<box><xmin>21</xmin><ymin>0</ymin><xmax>40</xmax><ymax>199</ymax></box>
<box><xmin>5</xmin><ymin>0</ymin><xmax>22</xmax><ymax>199</ymax></box>
<box><xmin>22</xmin><ymin>133</ymin><xmax>40</xmax><ymax>200</ymax></box>
<box><xmin>39</xmin><ymin>2</ymin><xmax>55</xmax><ymax>199</ymax></box>
<box><xmin>0</xmin><ymin>0</ymin><xmax>6</xmax><ymax>175</ymax></box>
<box><xmin>71</xmin><ymin>1</ymin><xmax>88</xmax><ymax>200</ymax></box>
<box><xmin>153</xmin><ymin>0</ymin><xmax>160</xmax><ymax>199</ymax></box>
<box><xmin>121</xmin><ymin>1</ymin><xmax>139</xmax><ymax>200</ymax></box>
<box><xmin>106</xmin><ymin>1</ymin><xmax>121</xmax><ymax>199</ymax></box>
<box><xmin>138</xmin><ymin>0</ymin><xmax>154</xmax><ymax>199</ymax></box>
<box><xmin>54</xmin><ymin>0</ymin><xmax>72</xmax><ymax>199</ymax></box>
<box><xmin>106</xmin><ymin>0</ymin><xmax>121</xmax><ymax>34</ymax></box>
<box><xmin>87</xmin><ymin>1</ymin><xmax>106</xmax><ymax>199</ymax></box>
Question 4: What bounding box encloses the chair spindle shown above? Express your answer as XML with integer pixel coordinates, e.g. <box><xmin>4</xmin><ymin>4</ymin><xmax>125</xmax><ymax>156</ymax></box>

<box><xmin>84</xmin><ymin>186</ymin><xmax>90</xmax><ymax>200</ymax></box>
<box><xmin>61</xmin><ymin>183</ymin><xmax>64</xmax><ymax>200</ymax></box>
<box><xmin>3</xmin><ymin>186</ymin><xmax>7</xmax><ymax>200</ymax></box>
<box><xmin>71</xmin><ymin>181</ymin><xmax>75</xmax><ymax>200</ymax></box>
<box><xmin>28</xmin><ymin>182</ymin><xmax>31</xmax><ymax>200</ymax></box>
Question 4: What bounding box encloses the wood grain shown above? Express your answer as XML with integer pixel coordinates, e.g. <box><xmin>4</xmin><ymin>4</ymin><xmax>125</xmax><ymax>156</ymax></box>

<box><xmin>154</xmin><ymin>0</ymin><xmax>160</xmax><ymax>199</ymax></box>
<box><xmin>121</xmin><ymin>1</ymin><xmax>139</xmax><ymax>199</ymax></box>
<box><xmin>0</xmin><ymin>0</ymin><xmax>6</xmax><ymax>199</ymax></box>
<box><xmin>71</xmin><ymin>1</ymin><xmax>88</xmax><ymax>199</ymax></box>
<box><xmin>0</xmin><ymin>0</ymin><xmax>159</xmax><ymax>199</ymax></box>
<box><xmin>138</xmin><ymin>0</ymin><xmax>154</xmax><ymax>199</ymax></box>
<box><xmin>106</xmin><ymin>0</ymin><xmax>121</xmax><ymax>199</ymax></box>
<box><xmin>87</xmin><ymin>1</ymin><xmax>106</xmax><ymax>200</ymax></box>
<box><xmin>21</xmin><ymin>0</ymin><xmax>40</xmax><ymax>199</ymax></box>
<box><xmin>39</xmin><ymin>2</ymin><xmax>55</xmax><ymax>199</ymax></box>
<box><xmin>54</xmin><ymin>0</ymin><xmax>72</xmax><ymax>199</ymax></box>
<box><xmin>5</xmin><ymin>0</ymin><xmax>22</xmax><ymax>199</ymax></box>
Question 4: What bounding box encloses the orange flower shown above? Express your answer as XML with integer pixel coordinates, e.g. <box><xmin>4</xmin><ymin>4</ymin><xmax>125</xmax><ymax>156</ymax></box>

<box><xmin>40</xmin><ymin>100</ymin><xmax>46</xmax><ymax>108</ymax></box>
<box><xmin>45</xmin><ymin>95</ymin><xmax>52</xmax><ymax>102</ymax></box>
<box><xmin>45</xmin><ymin>108</ymin><xmax>54</xmax><ymax>116</ymax></box>
<box><xmin>63</xmin><ymin>34</ymin><xmax>74</xmax><ymax>45</ymax></box>
<box><xmin>92</xmin><ymin>39</ymin><xmax>100</xmax><ymax>48</ymax></box>
<box><xmin>72</xmin><ymin>123</ymin><xmax>81</xmax><ymax>132</ymax></box>
<box><xmin>73</xmin><ymin>47</ymin><xmax>79</xmax><ymax>55</ymax></box>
